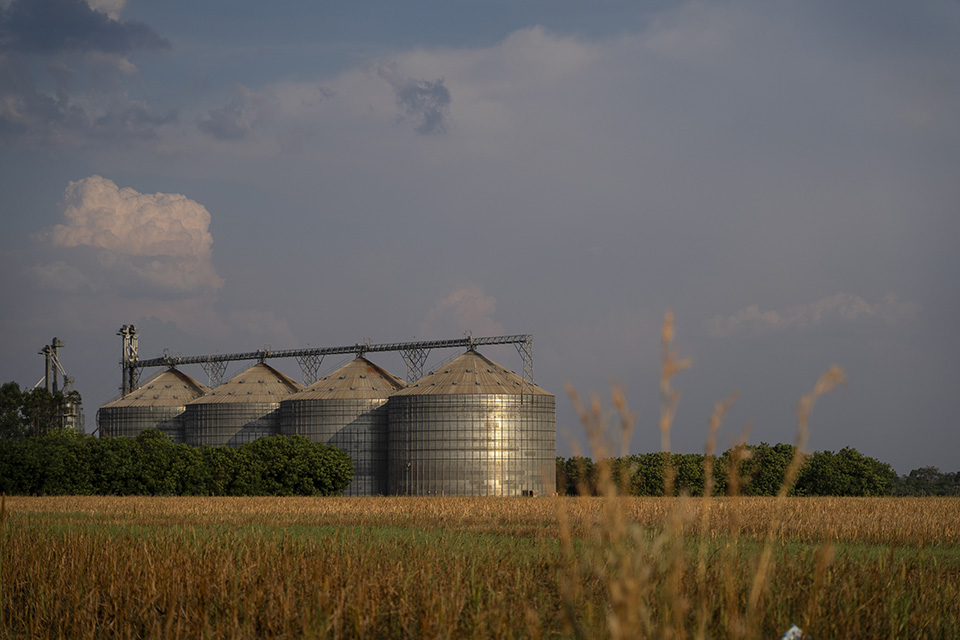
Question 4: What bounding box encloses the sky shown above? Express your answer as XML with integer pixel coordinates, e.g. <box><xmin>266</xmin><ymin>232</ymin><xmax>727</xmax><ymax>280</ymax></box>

<box><xmin>1</xmin><ymin>0</ymin><xmax>957</xmax><ymax>474</ymax></box>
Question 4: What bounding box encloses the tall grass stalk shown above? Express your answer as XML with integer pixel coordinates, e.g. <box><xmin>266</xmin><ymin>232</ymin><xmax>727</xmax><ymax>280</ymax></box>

<box><xmin>562</xmin><ymin>313</ymin><xmax>852</xmax><ymax>639</ymax></box>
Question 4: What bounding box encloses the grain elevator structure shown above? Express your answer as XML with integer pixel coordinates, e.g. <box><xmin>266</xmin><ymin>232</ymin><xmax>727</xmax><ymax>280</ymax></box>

<box><xmin>97</xmin><ymin>368</ymin><xmax>209</xmax><ymax>443</ymax></box>
<box><xmin>388</xmin><ymin>349</ymin><xmax>555</xmax><ymax>497</ymax></box>
<box><xmin>280</xmin><ymin>357</ymin><xmax>406</xmax><ymax>496</ymax></box>
<box><xmin>183</xmin><ymin>362</ymin><xmax>302</xmax><ymax>447</ymax></box>
<box><xmin>99</xmin><ymin>329</ymin><xmax>555</xmax><ymax>496</ymax></box>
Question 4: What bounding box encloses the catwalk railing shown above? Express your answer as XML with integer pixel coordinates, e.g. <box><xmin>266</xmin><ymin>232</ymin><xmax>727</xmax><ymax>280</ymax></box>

<box><xmin>121</xmin><ymin>334</ymin><xmax>534</xmax><ymax>393</ymax></box>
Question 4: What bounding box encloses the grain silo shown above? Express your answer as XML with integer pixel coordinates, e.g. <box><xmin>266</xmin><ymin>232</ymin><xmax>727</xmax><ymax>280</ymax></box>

<box><xmin>98</xmin><ymin>368</ymin><xmax>210</xmax><ymax>442</ymax></box>
<box><xmin>388</xmin><ymin>348</ymin><xmax>555</xmax><ymax>496</ymax></box>
<box><xmin>183</xmin><ymin>362</ymin><xmax>302</xmax><ymax>447</ymax></box>
<box><xmin>279</xmin><ymin>357</ymin><xmax>405</xmax><ymax>496</ymax></box>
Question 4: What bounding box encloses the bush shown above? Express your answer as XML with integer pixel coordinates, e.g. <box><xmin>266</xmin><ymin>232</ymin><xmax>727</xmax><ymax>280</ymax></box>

<box><xmin>795</xmin><ymin>447</ymin><xmax>897</xmax><ymax>496</ymax></box>
<box><xmin>0</xmin><ymin>430</ymin><xmax>352</xmax><ymax>496</ymax></box>
<box><xmin>891</xmin><ymin>467</ymin><xmax>960</xmax><ymax>496</ymax></box>
<box><xmin>554</xmin><ymin>444</ymin><xmax>899</xmax><ymax>497</ymax></box>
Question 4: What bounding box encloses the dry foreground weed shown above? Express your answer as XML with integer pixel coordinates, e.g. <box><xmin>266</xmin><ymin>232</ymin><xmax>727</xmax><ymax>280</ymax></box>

<box><xmin>2</xmin><ymin>314</ymin><xmax>959</xmax><ymax>639</ymax></box>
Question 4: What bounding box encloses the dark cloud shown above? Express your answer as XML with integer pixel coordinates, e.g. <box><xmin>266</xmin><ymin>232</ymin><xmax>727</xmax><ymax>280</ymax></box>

<box><xmin>0</xmin><ymin>0</ymin><xmax>169</xmax><ymax>55</ymax></box>
<box><xmin>199</xmin><ymin>101</ymin><xmax>251</xmax><ymax>141</ymax></box>
<box><xmin>0</xmin><ymin>53</ymin><xmax>86</xmax><ymax>137</ymax></box>
<box><xmin>197</xmin><ymin>86</ymin><xmax>276</xmax><ymax>141</ymax></box>
<box><xmin>377</xmin><ymin>61</ymin><xmax>451</xmax><ymax>134</ymax></box>
<box><xmin>92</xmin><ymin>103</ymin><xmax>178</xmax><ymax>137</ymax></box>
<box><xmin>0</xmin><ymin>54</ymin><xmax>177</xmax><ymax>143</ymax></box>
<box><xmin>0</xmin><ymin>0</ymin><xmax>174</xmax><ymax>146</ymax></box>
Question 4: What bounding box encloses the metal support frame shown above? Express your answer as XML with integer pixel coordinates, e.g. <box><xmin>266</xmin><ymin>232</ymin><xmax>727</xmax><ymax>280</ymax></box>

<box><xmin>201</xmin><ymin>360</ymin><xmax>229</xmax><ymax>389</ymax></box>
<box><xmin>296</xmin><ymin>354</ymin><xmax>325</xmax><ymax>386</ymax></box>
<box><xmin>40</xmin><ymin>345</ymin><xmax>52</xmax><ymax>392</ymax></box>
<box><xmin>515</xmin><ymin>336</ymin><xmax>534</xmax><ymax>402</ymax></box>
<box><xmin>118</xmin><ymin>325</ymin><xmax>139</xmax><ymax>396</ymax></box>
<box><xmin>400</xmin><ymin>347</ymin><xmax>430</xmax><ymax>384</ymax></box>
<box><xmin>51</xmin><ymin>338</ymin><xmax>63</xmax><ymax>393</ymax></box>
<box><xmin>123</xmin><ymin>333</ymin><xmax>535</xmax><ymax>390</ymax></box>
<box><xmin>37</xmin><ymin>337</ymin><xmax>79</xmax><ymax>431</ymax></box>
<box><xmin>39</xmin><ymin>337</ymin><xmax>66</xmax><ymax>393</ymax></box>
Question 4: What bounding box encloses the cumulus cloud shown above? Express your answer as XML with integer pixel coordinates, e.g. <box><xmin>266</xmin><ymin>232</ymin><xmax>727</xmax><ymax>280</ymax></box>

<box><xmin>0</xmin><ymin>0</ymin><xmax>173</xmax><ymax>145</ymax></box>
<box><xmin>35</xmin><ymin>176</ymin><xmax>224</xmax><ymax>296</ymax></box>
<box><xmin>0</xmin><ymin>0</ymin><xmax>168</xmax><ymax>55</ymax></box>
<box><xmin>377</xmin><ymin>60</ymin><xmax>451</xmax><ymax>134</ymax></box>
<box><xmin>421</xmin><ymin>286</ymin><xmax>504</xmax><ymax>337</ymax></box>
<box><xmin>705</xmin><ymin>292</ymin><xmax>918</xmax><ymax>336</ymax></box>
<box><xmin>85</xmin><ymin>0</ymin><xmax>126</xmax><ymax>21</ymax></box>
<box><xmin>0</xmin><ymin>57</ymin><xmax>178</xmax><ymax>143</ymax></box>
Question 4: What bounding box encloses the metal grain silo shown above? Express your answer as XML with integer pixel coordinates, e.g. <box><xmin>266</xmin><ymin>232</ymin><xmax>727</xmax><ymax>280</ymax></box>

<box><xmin>183</xmin><ymin>362</ymin><xmax>302</xmax><ymax>447</ymax></box>
<box><xmin>279</xmin><ymin>357</ymin><xmax>405</xmax><ymax>496</ymax></box>
<box><xmin>97</xmin><ymin>368</ymin><xmax>210</xmax><ymax>443</ymax></box>
<box><xmin>388</xmin><ymin>349</ymin><xmax>555</xmax><ymax>496</ymax></box>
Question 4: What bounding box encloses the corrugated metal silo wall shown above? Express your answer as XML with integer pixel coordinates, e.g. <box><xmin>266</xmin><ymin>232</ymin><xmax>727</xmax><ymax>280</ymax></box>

<box><xmin>279</xmin><ymin>399</ymin><xmax>389</xmax><ymax>496</ymax></box>
<box><xmin>98</xmin><ymin>406</ymin><xmax>186</xmax><ymax>443</ymax></box>
<box><xmin>183</xmin><ymin>403</ymin><xmax>280</xmax><ymax>447</ymax></box>
<box><xmin>387</xmin><ymin>394</ymin><xmax>556</xmax><ymax>496</ymax></box>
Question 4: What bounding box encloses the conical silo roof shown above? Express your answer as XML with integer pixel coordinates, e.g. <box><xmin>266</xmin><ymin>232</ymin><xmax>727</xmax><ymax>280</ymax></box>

<box><xmin>187</xmin><ymin>362</ymin><xmax>302</xmax><ymax>404</ymax></box>
<box><xmin>286</xmin><ymin>357</ymin><xmax>405</xmax><ymax>400</ymax></box>
<box><xmin>393</xmin><ymin>349</ymin><xmax>552</xmax><ymax>396</ymax></box>
<box><xmin>101</xmin><ymin>368</ymin><xmax>210</xmax><ymax>408</ymax></box>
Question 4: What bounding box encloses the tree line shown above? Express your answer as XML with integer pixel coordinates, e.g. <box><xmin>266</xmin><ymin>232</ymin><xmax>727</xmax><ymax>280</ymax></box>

<box><xmin>555</xmin><ymin>443</ymin><xmax>957</xmax><ymax>497</ymax></box>
<box><xmin>0</xmin><ymin>429</ymin><xmax>353</xmax><ymax>496</ymax></box>
<box><xmin>1</xmin><ymin>381</ymin><xmax>82</xmax><ymax>438</ymax></box>
<box><xmin>2</xmin><ymin>380</ymin><xmax>355</xmax><ymax>497</ymax></box>
<box><xmin>2</xmin><ymin>380</ymin><xmax>956</xmax><ymax>498</ymax></box>
<box><xmin>890</xmin><ymin>466</ymin><xmax>960</xmax><ymax>496</ymax></box>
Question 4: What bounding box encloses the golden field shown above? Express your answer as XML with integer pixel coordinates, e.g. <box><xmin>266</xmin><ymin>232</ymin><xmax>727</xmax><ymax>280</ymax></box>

<box><xmin>2</xmin><ymin>495</ymin><xmax>958</xmax><ymax>639</ymax></box>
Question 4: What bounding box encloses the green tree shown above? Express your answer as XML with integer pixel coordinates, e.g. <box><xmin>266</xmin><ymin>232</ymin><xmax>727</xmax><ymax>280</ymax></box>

<box><xmin>0</xmin><ymin>429</ymin><xmax>353</xmax><ymax>496</ymax></box>
<box><xmin>0</xmin><ymin>438</ymin><xmax>38</xmax><ymax>493</ymax></box>
<box><xmin>134</xmin><ymin>430</ymin><xmax>179</xmax><ymax>495</ymax></box>
<box><xmin>0</xmin><ymin>382</ymin><xmax>83</xmax><ymax>438</ymax></box>
<box><xmin>717</xmin><ymin>443</ymin><xmax>799</xmax><ymax>496</ymax></box>
<box><xmin>199</xmin><ymin>446</ymin><xmax>238</xmax><ymax>496</ymax></box>
<box><xmin>618</xmin><ymin>453</ymin><xmax>663</xmax><ymax>496</ymax></box>
<box><xmin>891</xmin><ymin>467</ymin><xmax>960</xmax><ymax>496</ymax></box>
<box><xmin>90</xmin><ymin>436</ymin><xmax>145</xmax><ymax>495</ymax></box>
<box><xmin>748</xmin><ymin>443</ymin><xmax>798</xmax><ymax>496</ymax></box>
<box><xmin>561</xmin><ymin>456</ymin><xmax>596</xmax><ymax>495</ymax></box>
<box><xmin>555</xmin><ymin>457</ymin><xmax>567</xmax><ymax>495</ymax></box>
<box><xmin>37</xmin><ymin>431</ymin><xmax>95</xmax><ymax>495</ymax></box>
<box><xmin>228</xmin><ymin>445</ymin><xmax>267</xmax><ymax>495</ymax></box>
<box><xmin>795</xmin><ymin>447</ymin><xmax>896</xmax><ymax>496</ymax></box>
<box><xmin>171</xmin><ymin>444</ymin><xmax>205</xmax><ymax>495</ymax></box>
<box><xmin>673</xmin><ymin>453</ymin><xmax>705</xmax><ymax>496</ymax></box>
<box><xmin>0</xmin><ymin>382</ymin><xmax>28</xmax><ymax>439</ymax></box>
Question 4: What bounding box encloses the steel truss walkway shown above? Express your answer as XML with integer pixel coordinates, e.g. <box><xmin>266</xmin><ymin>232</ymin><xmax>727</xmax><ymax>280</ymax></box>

<box><xmin>119</xmin><ymin>329</ymin><xmax>534</xmax><ymax>395</ymax></box>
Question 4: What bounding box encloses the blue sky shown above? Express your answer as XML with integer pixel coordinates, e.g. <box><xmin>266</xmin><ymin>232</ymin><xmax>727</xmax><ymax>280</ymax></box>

<box><xmin>1</xmin><ymin>0</ymin><xmax>958</xmax><ymax>473</ymax></box>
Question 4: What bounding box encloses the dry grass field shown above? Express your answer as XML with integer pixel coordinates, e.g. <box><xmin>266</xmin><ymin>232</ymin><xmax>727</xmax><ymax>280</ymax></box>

<box><xmin>2</xmin><ymin>494</ymin><xmax>958</xmax><ymax>639</ymax></box>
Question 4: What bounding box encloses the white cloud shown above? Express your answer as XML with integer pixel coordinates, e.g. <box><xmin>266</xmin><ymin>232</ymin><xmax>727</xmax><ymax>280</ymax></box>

<box><xmin>376</xmin><ymin>60</ymin><xmax>451</xmax><ymax>134</ymax></box>
<box><xmin>420</xmin><ymin>286</ymin><xmax>504</xmax><ymax>338</ymax></box>
<box><xmin>85</xmin><ymin>0</ymin><xmax>126</xmax><ymax>20</ymax></box>
<box><xmin>705</xmin><ymin>292</ymin><xmax>918</xmax><ymax>336</ymax></box>
<box><xmin>37</xmin><ymin>176</ymin><xmax>223</xmax><ymax>295</ymax></box>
